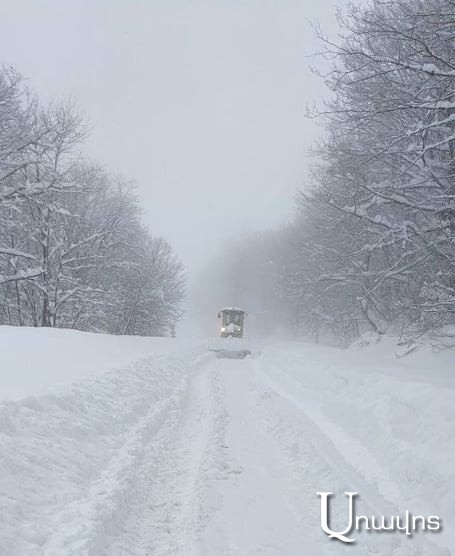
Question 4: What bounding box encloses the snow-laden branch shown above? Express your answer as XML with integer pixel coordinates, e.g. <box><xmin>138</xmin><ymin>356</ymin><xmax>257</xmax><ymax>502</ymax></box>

<box><xmin>0</xmin><ymin>267</ymin><xmax>43</xmax><ymax>285</ymax></box>
<box><xmin>0</xmin><ymin>248</ymin><xmax>36</xmax><ymax>260</ymax></box>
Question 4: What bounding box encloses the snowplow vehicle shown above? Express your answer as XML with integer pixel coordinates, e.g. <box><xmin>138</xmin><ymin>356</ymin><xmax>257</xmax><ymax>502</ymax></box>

<box><xmin>218</xmin><ymin>307</ymin><xmax>246</xmax><ymax>338</ymax></box>
<box><xmin>209</xmin><ymin>307</ymin><xmax>251</xmax><ymax>359</ymax></box>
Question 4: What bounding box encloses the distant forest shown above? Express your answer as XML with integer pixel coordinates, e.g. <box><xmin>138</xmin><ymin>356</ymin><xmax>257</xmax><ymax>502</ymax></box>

<box><xmin>0</xmin><ymin>67</ymin><xmax>184</xmax><ymax>335</ymax></box>
<box><xmin>198</xmin><ymin>0</ymin><xmax>454</xmax><ymax>346</ymax></box>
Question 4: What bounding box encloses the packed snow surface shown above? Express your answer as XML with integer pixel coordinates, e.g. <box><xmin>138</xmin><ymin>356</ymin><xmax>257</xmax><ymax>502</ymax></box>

<box><xmin>0</xmin><ymin>327</ymin><xmax>453</xmax><ymax>555</ymax></box>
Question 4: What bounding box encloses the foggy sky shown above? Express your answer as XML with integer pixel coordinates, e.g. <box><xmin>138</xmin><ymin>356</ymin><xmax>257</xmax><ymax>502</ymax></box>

<box><xmin>0</xmin><ymin>0</ymin><xmax>353</xmax><ymax>276</ymax></box>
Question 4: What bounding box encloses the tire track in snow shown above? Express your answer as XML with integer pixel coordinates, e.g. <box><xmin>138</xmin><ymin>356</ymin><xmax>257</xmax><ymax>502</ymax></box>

<box><xmin>108</xmin><ymin>354</ymin><xmax>220</xmax><ymax>556</ymax></box>
<box><xmin>195</xmin><ymin>357</ymin><xmax>324</xmax><ymax>556</ymax></box>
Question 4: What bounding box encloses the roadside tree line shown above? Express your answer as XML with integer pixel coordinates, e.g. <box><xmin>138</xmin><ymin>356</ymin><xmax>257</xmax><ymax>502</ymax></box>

<box><xmin>201</xmin><ymin>0</ymin><xmax>454</xmax><ymax>345</ymax></box>
<box><xmin>0</xmin><ymin>67</ymin><xmax>184</xmax><ymax>335</ymax></box>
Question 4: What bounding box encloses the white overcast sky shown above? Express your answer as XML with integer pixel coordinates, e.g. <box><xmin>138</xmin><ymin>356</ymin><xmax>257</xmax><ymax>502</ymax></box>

<box><xmin>0</xmin><ymin>0</ymin><xmax>359</xmax><ymax>276</ymax></box>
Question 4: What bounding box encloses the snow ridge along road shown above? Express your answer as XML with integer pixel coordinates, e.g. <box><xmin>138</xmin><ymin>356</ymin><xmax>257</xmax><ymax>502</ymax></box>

<box><xmin>109</xmin><ymin>355</ymin><xmax>219</xmax><ymax>555</ymax></box>
<box><xmin>1</xmin><ymin>334</ymin><xmax>453</xmax><ymax>555</ymax></box>
<box><xmin>0</xmin><ymin>343</ymin><xmax>207</xmax><ymax>555</ymax></box>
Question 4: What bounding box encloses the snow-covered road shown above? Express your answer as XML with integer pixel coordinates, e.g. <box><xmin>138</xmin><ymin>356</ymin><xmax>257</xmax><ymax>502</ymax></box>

<box><xmin>107</xmin><ymin>351</ymin><xmax>452</xmax><ymax>556</ymax></box>
<box><xmin>110</xmin><ymin>355</ymin><xmax>323</xmax><ymax>556</ymax></box>
<box><xmin>1</xmin><ymin>331</ymin><xmax>453</xmax><ymax>555</ymax></box>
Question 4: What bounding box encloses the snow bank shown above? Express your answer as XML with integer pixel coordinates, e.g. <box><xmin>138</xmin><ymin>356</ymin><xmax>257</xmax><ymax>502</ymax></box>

<box><xmin>262</xmin><ymin>336</ymin><xmax>455</xmax><ymax>551</ymax></box>
<box><xmin>0</xmin><ymin>325</ymin><xmax>193</xmax><ymax>401</ymax></box>
<box><xmin>0</xmin><ymin>326</ymin><xmax>205</xmax><ymax>555</ymax></box>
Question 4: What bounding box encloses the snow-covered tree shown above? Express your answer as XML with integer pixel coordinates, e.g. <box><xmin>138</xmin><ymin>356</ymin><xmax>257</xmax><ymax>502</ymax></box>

<box><xmin>0</xmin><ymin>66</ymin><xmax>185</xmax><ymax>335</ymax></box>
<box><xmin>283</xmin><ymin>0</ymin><xmax>455</xmax><ymax>341</ymax></box>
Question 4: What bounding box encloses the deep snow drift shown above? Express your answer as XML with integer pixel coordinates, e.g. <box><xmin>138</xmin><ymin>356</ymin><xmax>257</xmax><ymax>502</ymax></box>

<box><xmin>0</xmin><ymin>326</ymin><xmax>192</xmax><ymax>400</ymax></box>
<box><xmin>0</xmin><ymin>326</ymin><xmax>453</xmax><ymax>555</ymax></box>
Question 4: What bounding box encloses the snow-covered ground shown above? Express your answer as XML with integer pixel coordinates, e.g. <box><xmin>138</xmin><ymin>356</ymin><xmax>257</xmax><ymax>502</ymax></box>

<box><xmin>0</xmin><ymin>327</ymin><xmax>453</xmax><ymax>555</ymax></box>
<box><xmin>0</xmin><ymin>326</ymin><xmax>200</xmax><ymax>401</ymax></box>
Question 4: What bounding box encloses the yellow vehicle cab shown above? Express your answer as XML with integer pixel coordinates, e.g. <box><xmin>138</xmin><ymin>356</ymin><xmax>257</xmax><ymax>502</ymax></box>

<box><xmin>217</xmin><ymin>307</ymin><xmax>247</xmax><ymax>338</ymax></box>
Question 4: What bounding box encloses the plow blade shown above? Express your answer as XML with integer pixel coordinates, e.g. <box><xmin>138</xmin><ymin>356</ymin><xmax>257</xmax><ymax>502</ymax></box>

<box><xmin>207</xmin><ymin>337</ymin><xmax>252</xmax><ymax>359</ymax></box>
